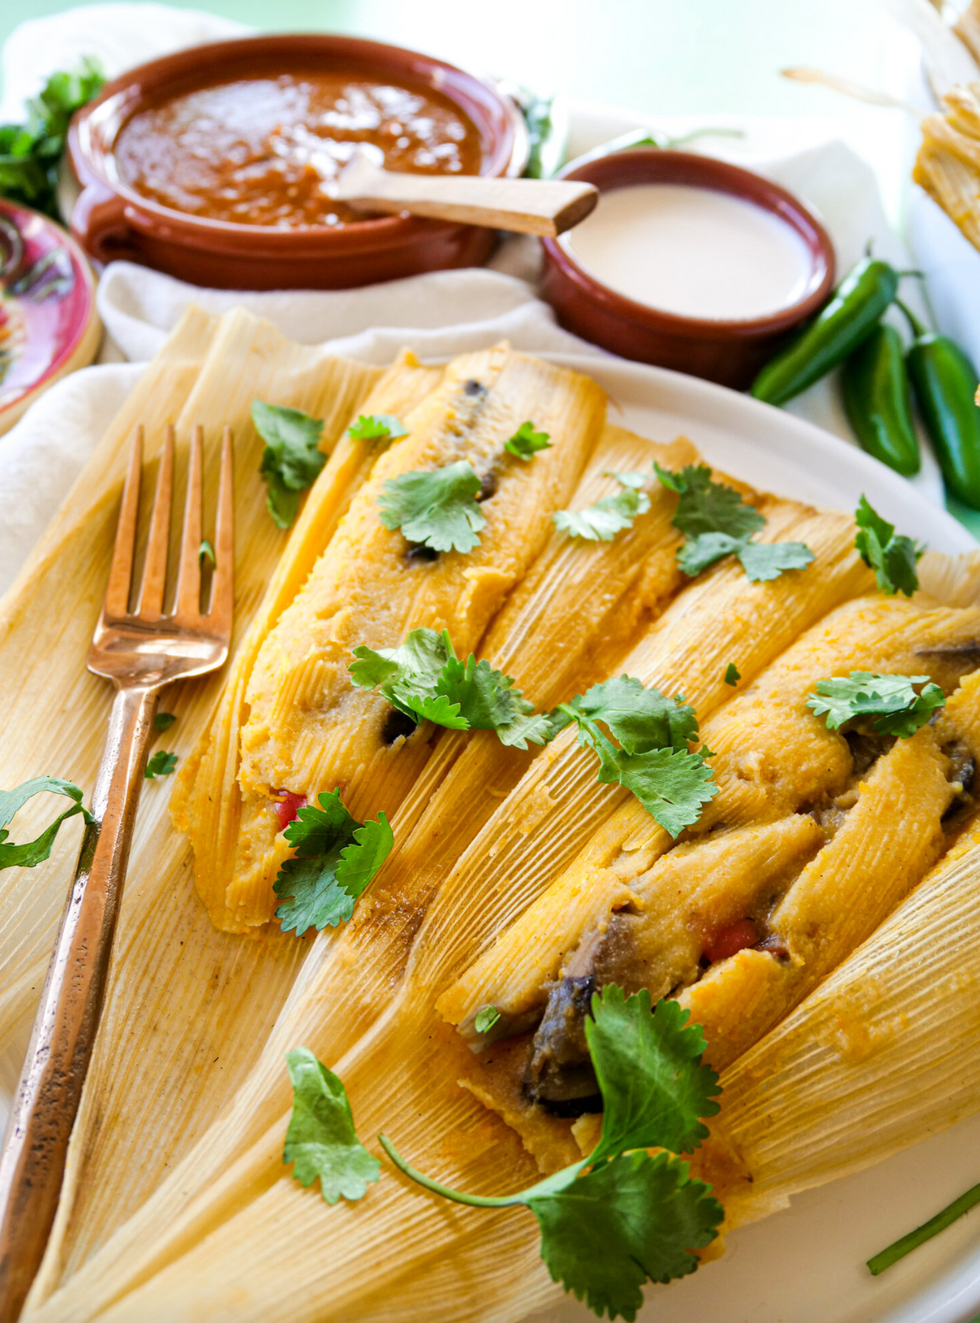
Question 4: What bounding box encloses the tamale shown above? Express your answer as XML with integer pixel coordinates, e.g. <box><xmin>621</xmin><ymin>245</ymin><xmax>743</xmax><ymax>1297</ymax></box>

<box><xmin>201</xmin><ymin>344</ymin><xmax>607</xmax><ymax>930</ymax></box>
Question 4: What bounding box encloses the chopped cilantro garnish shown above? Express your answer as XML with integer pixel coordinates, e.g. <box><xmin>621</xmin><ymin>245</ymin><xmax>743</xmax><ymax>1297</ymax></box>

<box><xmin>252</xmin><ymin>399</ymin><xmax>326</xmax><ymax>530</ymax></box>
<box><xmin>198</xmin><ymin>538</ymin><xmax>215</xmax><ymax>567</ymax></box>
<box><xmin>654</xmin><ymin>462</ymin><xmax>814</xmax><ymax>582</ymax></box>
<box><xmin>273</xmin><ymin>790</ymin><xmax>393</xmax><ymax>935</ymax></box>
<box><xmin>0</xmin><ymin>776</ymin><xmax>93</xmax><ymax>870</ymax></box>
<box><xmin>349</xmin><ymin>628</ymin><xmax>550</xmax><ymax>749</ymax></box>
<box><xmin>548</xmin><ymin>676</ymin><xmax>717</xmax><ymax>837</ymax></box>
<box><xmin>144</xmin><ymin>751</ymin><xmax>177</xmax><ymax>779</ymax></box>
<box><xmin>474</xmin><ymin>1005</ymin><xmax>501</xmax><ymax>1034</ymax></box>
<box><xmin>806</xmin><ymin>672</ymin><xmax>945</xmax><ymax>738</ymax></box>
<box><xmin>0</xmin><ymin>59</ymin><xmax>104</xmax><ymax>218</ymax></box>
<box><xmin>380</xmin><ymin>985</ymin><xmax>723</xmax><ymax>1321</ymax></box>
<box><xmin>554</xmin><ymin>476</ymin><xmax>651</xmax><ymax>542</ymax></box>
<box><xmin>505</xmin><ymin>421</ymin><xmax>552</xmax><ymax>460</ymax></box>
<box><xmin>724</xmin><ymin>663</ymin><xmax>740</xmax><ymax>686</ymax></box>
<box><xmin>347</xmin><ymin>413</ymin><xmax>408</xmax><ymax>443</ymax></box>
<box><xmin>283</xmin><ymin>1047</ymin><xmax>381</xmax><ymax>1204</ymax></box>
<box><xmin>378</xmin><ymin>461</ymin><xmax>486</xmax><ymax>554</ymax></box>
<box><xmin>854</xmin><ymin>495</ymin><xmax>923</xmax><ymax>597</ymax></box>
<box><xmin>153</xmin><ymin>712</ymin><xmax>176</xmax><ymax>732</ymax></box>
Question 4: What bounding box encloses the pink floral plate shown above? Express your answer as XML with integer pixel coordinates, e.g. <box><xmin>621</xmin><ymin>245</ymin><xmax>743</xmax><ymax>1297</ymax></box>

<box><xmin>0</xmin><ymin>198</ymin><xmax>101</xmax><ymax>436</ymax></box>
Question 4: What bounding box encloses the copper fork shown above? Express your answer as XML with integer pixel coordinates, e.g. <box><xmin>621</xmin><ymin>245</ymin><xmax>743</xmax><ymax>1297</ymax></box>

<box><xmin>0</xmin><ymin>424</ymin><xmax>234</xmax><ymax>1322</ymax></box>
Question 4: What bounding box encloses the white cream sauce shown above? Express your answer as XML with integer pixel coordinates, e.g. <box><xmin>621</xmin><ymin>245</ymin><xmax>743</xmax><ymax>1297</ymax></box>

<box><xmin>562</xmin><ymin>182</ymin><xmax>814</xmax><ymax>321</ymax></box>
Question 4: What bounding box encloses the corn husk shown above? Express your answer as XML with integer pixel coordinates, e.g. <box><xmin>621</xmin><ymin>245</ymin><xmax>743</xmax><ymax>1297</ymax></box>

<box><xmin>914</xmin><ymin>81</ymin><xmax>980</xmax><ymax>252</ymax></box>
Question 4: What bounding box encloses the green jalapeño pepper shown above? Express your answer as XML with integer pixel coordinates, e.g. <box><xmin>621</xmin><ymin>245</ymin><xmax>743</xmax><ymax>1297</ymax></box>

<box><xmin>751</xmin><ymin>256</ymin><xmax>900</xmax><ymax>405</ymax></box>
<box><xmin>841</xmin><ymin>322</ymin><xmax>921</xmax><ymax>477</ymax></box>
<box><xmin>897</xmin><ymin>301</ymin><xmax>980</xmax><ymax>510</ymax></box>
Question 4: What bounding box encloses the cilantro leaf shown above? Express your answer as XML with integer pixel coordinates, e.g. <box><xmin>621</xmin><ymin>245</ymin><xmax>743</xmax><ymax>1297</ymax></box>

<box><xmin>733</xmin><ymin>539</ymin><xmax>815</xmax><ymax>582</ymax></box>
<box><xmin>348</xmin><ymin>413</ymin><xmax>408</xmax><ymax>443</ymax></box>
<box><xmin>379</xmin><ymin>983</ymin><xmax>723</xmax><ymax>1321</ymax></box>
<box><xmin>596</xmin><ymin>744</ymin><xmax>719</xmax><ymax>838</ymax></box>
<box><xmin>378</xmin><ymin>461</ymin><xmax>486</xmax><ymax>554</ymax></box>
<box><xmin>724</xmin><ymin>663</ymin><xmax>740</xmax><ymax>686</ymax></box>
<box><xmin>561</xmin><ymin>676</ymin><xmax>700</xmax><ymax>754</ymax></box>
<box><xmin>554</xmin><ymin>479</ymin><xmax>650</xmax><ymax>542</ymax></box>
<box><xmin>198</xmin><ymin>539</ymin><xmax>215</xmax><ymax>568</ymax></box>
<box><xmin>349</xmin><ymin>628</ymin><xmax>548</xmax><ymax>749</ymax></box>
<box><xmin>654</xmin><ymin>462</ymin><xmax>764</xmax><ymax>539</ymax></box>
<box><xmin>252</xmin><ymin>399</ymin><xmax>326</xmax><ymax>530</ymax></box>
<box><xmin>154</xmin><ymin>712</ymin><xmax>176</xmax><ymax>732</ymax></box>
<box><xmin>550</xmin><ymin>678</ymin><xmax>717</xmax><ymax>836</ymax></box>
<box><xmin>474</xmin><ymin>1006</ymin><xmax>501</xmax><ymax>1034</ymax></box>
<box><xmin>505</xmin><ymin>421</ymin><xmax>552</xmax><ymax>460</ymax></box>
<box><xmin>806</xmin><ymin>672</ymin><xmax>945</xmax><ymax>738</ymax></box>
<box><xmin>655</xmin><ymin>462</ymin><xmax>813</xmax><ymax>583</ymax></box>
<box><xmin>273</xmin><ymin>791</ymin><xmax>393</xmax><ymax>935</ymax></box>
<box><xmin>531</xmin><ymin>1150</ymin><xmax>720</xmax><ymax>1319</ymax></box>
<box><xmin>0</xmin><ymin>58</ymin><xmax>104</xmax><ymax>218</ymax></box>
<box><xmin>586</xmin><ymin>988</ymin><xmax>720</xmax><ymax>1163</ymax></box>
<box><xmin>145</xmin><ymin>751</ymin><xmax>177</xmax><ymax>779</ymax></box>
<box><xmin>0</xmin><ymin>776</ymin><xmax>94</xmax><ymax>870</ymax></box>
<box><xmin>854</xmin><ymin>495</ymin><xmax>923</xmax><ymax>597</ymax></box>
<box><xmin>283</xmin><ymin>1047</ymin><xmax>381</xmax><ymax>1203</ymax></box>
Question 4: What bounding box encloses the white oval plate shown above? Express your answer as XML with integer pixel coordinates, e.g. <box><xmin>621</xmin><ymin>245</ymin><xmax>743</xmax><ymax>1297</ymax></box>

<box><xmin>524</xmin><ymin>352</ymin><xmax>980</xmax><ymax>1323</ymax></box>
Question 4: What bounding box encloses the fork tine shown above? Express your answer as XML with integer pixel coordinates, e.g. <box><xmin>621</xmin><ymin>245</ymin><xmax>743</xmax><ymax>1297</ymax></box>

<box><xmin>138</xmin><ymin>425</ymin><xmax>174</xmax><ymax>620</ymax></box>
<box><xmin>103</xmin><ymin>426</ymin><xmax>143</xmax><ymax>618</ymax></box>
<box><xmin>208</xmin><ymin>425</ymin><xmax>234</xmax><ymax>635</ymax></box>
<box><xmin>174</xmin><ymin>425</ymin><xmax>203</xmax><ymax>618</ymax></box>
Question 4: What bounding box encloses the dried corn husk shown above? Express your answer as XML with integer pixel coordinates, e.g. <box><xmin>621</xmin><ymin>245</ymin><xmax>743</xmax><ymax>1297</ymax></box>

<box><xmin>915</xmin><ymin>81</ymin><xmax>980</xmax><ymax>251</ymax></box>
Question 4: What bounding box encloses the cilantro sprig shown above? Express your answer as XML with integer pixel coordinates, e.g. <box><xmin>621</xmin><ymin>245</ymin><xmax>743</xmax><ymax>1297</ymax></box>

<box><xmin>0</xmin><ymin>59</ymin><xmax>104</xmax><ymax>218</ymax></box>
<box><xmin>378</xmin><ymin>461</ymin><xmax>486</xmax><ymax>554</ymax></box>
<box><xmin>273</xmin><ymin>790</ymin><xmax>393</xmax><ymax>935</ymax></box>
<box><xmin>547</xmin><ymin>676</ymin><xmax>717</xmax><ymax>837</ymax></box>
<box><xmin>554</xmin><ymin>474</ymin><xmax>651</xmax><ymax>542</ymax></box>
<box><xmin>348</xmin><ymin>414</ymin><xmax>408</xmax><ymax>443</ymax></box>
<box><xmin>0</xmin><ymin>776</ymin><xmax>93</xmax><ymax>870</ymax></box>
<box><xmin>252</xmin><ymin>400</ymin><xmax>327</xmax><ymax>530</ymax></box>
<box><xmin>474</xmin><ymin>1005</ymin><xmax>501</xmax><ymax>1034</ymax></box>
<box><xmin>854</xmin><ymin>496</ymin><xmax>923</xmax><ymax>597</ymax></box>
<box><xmin>807</xmin><ymin>672</ymin><xmax>945</xmax><ymax>738</ymax></box>
<box><xmin>379</xmin><ymin>987</ymin><xmax>723</xmax><ymax>1321</ymax></box>
<box><xmin>505</xmin><ymin>421</ymin><xmax>552</xmax><ymax>461</ymax></box>
<box><xmin>349</xmin><ymin>628</ymin><xmax>550</xmax><ymax>749</ymax></box>
<box><xmin>655</xmin><ymin>463</ymin><xmax>814</xmax><ymax>582</ymax></box>
<box><xmin>283</xmin><ymin>1047</ymin><xmax>381</xmax><ymax>1203</ymax></box>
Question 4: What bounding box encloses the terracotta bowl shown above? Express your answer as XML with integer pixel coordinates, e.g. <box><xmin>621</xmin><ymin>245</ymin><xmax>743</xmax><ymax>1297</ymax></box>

<box><xmin>539</xmin><ymin>149</ymin><xmax>836</xmax><ymax>390</ymax></box>
<box><xmin>66</xmin><ymin>34</ymin><xmax>527</xmax><ymax>290</ymax></box>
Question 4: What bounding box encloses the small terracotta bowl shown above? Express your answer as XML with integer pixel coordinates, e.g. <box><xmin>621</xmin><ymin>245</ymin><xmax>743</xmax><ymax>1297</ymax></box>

<box><xmin>67</xmin><ymin>34</ymin><xmax>527</xmax><ymax>290</ymax></box>
<box><xmin>539</xmin><ymin>149</ymin><xmax>835</xmax><ymax>390</ymax></box>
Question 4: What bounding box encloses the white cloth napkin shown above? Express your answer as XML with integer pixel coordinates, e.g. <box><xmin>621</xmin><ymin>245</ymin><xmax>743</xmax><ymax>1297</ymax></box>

<box><xmin>0</xmin><ymin>4</ymin><xmax>950</xmax><ymax>598</ymax></box>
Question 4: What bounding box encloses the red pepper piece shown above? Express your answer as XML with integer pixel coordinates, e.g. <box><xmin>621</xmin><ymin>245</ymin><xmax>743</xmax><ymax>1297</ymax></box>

<box><xmin>703</xmin><ymin>918</ymin><xmax>760</xmax><ymax>965</ymax></box>
<box><xmin>272</xmin><ymin>790</ymin><xmax>307</xmax><ymax>833</ymax></box>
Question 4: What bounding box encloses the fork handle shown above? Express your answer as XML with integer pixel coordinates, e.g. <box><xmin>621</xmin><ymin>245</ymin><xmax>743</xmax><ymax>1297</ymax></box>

<box><xmin>0</xmin><ymin>684</ymin><xmax>157</xmax><ymax>1322</ymax></box>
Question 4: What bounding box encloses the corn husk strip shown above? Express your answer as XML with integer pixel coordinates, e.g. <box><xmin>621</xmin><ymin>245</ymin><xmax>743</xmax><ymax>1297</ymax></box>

<box><xmin>914</xmin><ymin>83</ymin><xmax>980</xmax><ymax>252</ymax></box>
<box><xmin>171</xmin><ymin>351</ymin><xmax>445</xmax><ymax>933</ymax></box>
<box><xmin>24</xmin><ymin>424</ymin><xmax>696</xmax><ymax>1311</ymax></box>
<box><xmin>2</xmin><ymin>308</ymin><xmax>414</xmax><ymax>1295</ymax></box>
<box><xmin>956</xmin><ymin>2</ymin><xmax>980</xmax><ymax>68</ymax></box>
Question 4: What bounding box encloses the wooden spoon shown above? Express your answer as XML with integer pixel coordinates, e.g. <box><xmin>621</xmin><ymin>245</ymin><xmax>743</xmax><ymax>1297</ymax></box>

<box><xmin>334</xmin><ymin>152</ymin><xmax>599</xmax><ymax>237</ymax></box>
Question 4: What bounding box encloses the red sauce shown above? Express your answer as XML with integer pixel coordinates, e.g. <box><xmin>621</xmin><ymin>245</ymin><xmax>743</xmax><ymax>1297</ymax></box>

<box><xmin>114</xmin><ymin>72</ymin><xmax>483</xmax><ymax>228</ymax></box>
